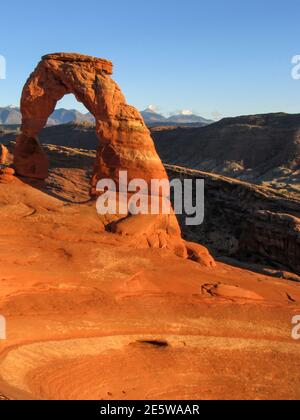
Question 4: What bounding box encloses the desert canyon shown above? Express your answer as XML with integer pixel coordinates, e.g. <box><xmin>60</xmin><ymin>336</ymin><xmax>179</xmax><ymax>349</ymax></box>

<box><xmin>0</xmin><ymin>53</ymin><xmax>300</xmax><ymax>401</ymax></box>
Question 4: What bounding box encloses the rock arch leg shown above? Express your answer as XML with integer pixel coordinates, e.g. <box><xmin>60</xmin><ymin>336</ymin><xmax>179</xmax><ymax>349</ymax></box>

<box><xmin>14</xmin><ymin>62</ymin><xmax>69</xmax><ymax>179</ymax></box>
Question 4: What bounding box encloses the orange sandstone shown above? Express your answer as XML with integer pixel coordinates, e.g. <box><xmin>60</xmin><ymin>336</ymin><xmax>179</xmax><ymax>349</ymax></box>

<box><xmin>13</xmin><ymin>53</ymin><xmax>214</xmax><ymax>266</ymax></box>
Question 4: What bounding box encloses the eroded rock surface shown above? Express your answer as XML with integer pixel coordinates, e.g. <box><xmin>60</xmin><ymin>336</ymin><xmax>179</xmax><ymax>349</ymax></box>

<box><xmin>1</xmin><ymin>169</ymin><xmax>300</xmax><ymax>400</ymax></box>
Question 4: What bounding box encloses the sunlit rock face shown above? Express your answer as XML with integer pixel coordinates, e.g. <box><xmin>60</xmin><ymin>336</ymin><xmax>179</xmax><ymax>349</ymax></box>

<box><xmin>13</xmin><ymin>53</ymin><xmax>214</xmax><ymax>266</ymax></box>
<box><xmin>14</xmin><ymin>53</ymin><xmax>167</xmax><ymax>189</ymax></box>
<box><xmin>0</xmin><ymin>144</ymin><xmax>8</xmax><ymax>165</ymax></box>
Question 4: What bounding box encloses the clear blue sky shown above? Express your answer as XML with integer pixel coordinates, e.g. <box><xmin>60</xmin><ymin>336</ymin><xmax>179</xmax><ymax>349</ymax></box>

<box><xmin>0</xmin><ymin>0</ymin><xmax>299</xmax><ymax>119</ymax></box>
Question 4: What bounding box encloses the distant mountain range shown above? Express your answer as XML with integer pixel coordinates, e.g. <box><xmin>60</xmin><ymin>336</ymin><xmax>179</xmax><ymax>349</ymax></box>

<box><xmin>0</xmin><ymin>106</ymin><xmax>213</xmax><ymax>127</ymax></box>
<box><xmin>0</xmin><ymin>106</ymin><xmax>22</xmax><ymax>125</ymax></box>
<box><xmin>0</xmin><ymin>106</ymin><xmax>95</xmax><ymax>126</ymax></box>
<box><xmin>141</xmin><ymin>108</ymin><xmax>213</xmax><ymax>126</ymax></box>
<box><xmin>49</xmin><ymin>108</ymin><xmax>95</xmax><ymax>125</ymax></box>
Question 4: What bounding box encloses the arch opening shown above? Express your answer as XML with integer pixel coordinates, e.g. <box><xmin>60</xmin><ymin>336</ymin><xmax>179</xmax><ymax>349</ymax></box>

<box><xmin>47</xmin><ymin>94</ymin><xmax>96</xmax><ymax>127</ymax></box>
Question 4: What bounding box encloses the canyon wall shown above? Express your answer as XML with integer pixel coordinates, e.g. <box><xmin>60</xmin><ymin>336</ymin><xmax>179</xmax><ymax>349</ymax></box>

<box><xmin>166</xmin><ymin>165</ymin><xmax>300</xmax><ymax>275</ymax></box>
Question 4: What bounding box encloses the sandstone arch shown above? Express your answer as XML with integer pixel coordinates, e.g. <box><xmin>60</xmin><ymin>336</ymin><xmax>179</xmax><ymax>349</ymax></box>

<box><xmin>14</xmin><ymin>53</ymin><xmax>168</xmax><ymax>192</ymax></box>
<box><xmin>13</xmin><ymin>52</ymin><xmax>215</xmax><ymax>266</ymax></box>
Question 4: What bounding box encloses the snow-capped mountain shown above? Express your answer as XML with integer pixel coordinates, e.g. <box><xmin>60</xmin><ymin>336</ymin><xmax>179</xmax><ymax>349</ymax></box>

<box><xmin>141</xmin><ymin>107</ymin><xmax>213</xmax><ymax>126</ymax></box>
<box><xmin>141</xmin><ymin>107</ymin><xmax>168</xmax><ymax>124</ymax></box>
<box><xmin>0</xmin><ymin>105</ymin><xmax>213</xmax><ymax>127</ymax></box>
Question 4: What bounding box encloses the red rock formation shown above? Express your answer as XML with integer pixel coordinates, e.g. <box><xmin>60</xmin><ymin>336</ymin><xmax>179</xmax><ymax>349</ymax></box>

<box><xmin>13</xmin><ymin>53</ymin><xmax>214</xmax><ymax>266</ymax></box>
<box><xmin>185</xmin><ymin>241</ymin><xmax>216</xmax><ymax>267</ymax></box>
<box><xmin>14</xmin><ymin>53</ymin><xmax>167</xmax><ymax>190</ymax></box>
<box><xmin>14</xmin><ymin>135</ymin><xmax>49</xmax><ymax>179</ymax></box>
<box><xmin>0</xmin><ymin>144</ymin><xmax>8</xmax><ymax>165</ymax></box>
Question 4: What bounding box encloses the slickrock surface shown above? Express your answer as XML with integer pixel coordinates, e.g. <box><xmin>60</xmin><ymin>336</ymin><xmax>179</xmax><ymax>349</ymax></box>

<box><xmin>0</xmin><ymin>149</ymin><xmax>300</xmax><ymax>400</ymax></box>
